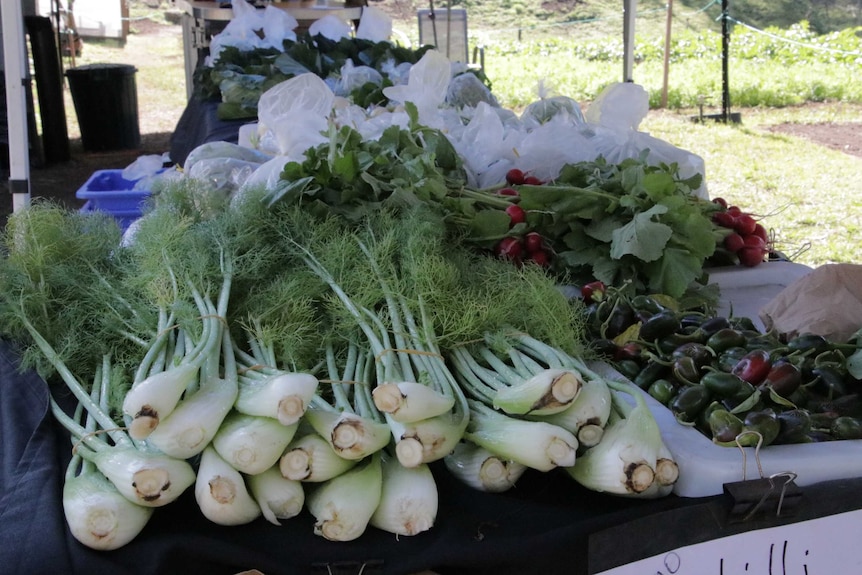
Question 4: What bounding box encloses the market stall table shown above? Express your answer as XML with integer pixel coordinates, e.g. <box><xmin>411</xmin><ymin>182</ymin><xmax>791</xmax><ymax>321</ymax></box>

<box><xmin>4</xmin><ymin>335</ymin><xmax>862</xmax><ymax>574</ymax></box>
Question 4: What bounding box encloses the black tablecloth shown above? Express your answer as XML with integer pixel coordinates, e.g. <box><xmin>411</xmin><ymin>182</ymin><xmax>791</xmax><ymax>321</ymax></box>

<box><xmin>169</xmin><ymin>98</ymin><xmax>250</xmax><ymax>167</ymax></box>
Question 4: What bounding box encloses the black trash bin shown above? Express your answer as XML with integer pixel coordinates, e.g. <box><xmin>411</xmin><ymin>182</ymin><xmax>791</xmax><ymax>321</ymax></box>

<box><xmin>65</xmin><ymin>63</ymin><xmax>141</xmax><ymax>152</ymax></box>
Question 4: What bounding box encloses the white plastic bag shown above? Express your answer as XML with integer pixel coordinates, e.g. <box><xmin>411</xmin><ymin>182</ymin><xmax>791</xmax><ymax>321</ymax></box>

<box><xmin>355</xmin><ymin>6</ymin><xmax>392</xmax><ymax>42</ymax></box>
<box><xmin>336</xmin><ymin>60</ymin><xmax>384</xmax><ymax>97</ymax></box>
<box><xmin>382</xmin><ymin>50</ymin><xmax>451</xmax><ymax>128</ymax></box>
<box><xmin>122</xmin><ymin>153</ymin><xmax>167</xmax><ymax>181</ymax></box>
<box><xmin>308</xmin><ymin>15</ymin><xmax>353</xmax><ymax>41</ymax></box>
<box><xmin>207</xmin><ymin>0</ymin><xmax>267</xmax><ymax>64</ymax></box>
<box><xmin>256</xmin><ymin>73</ymin><xmax>334</xmax><ymax>156</ymax></box>
<box><xmin>514</xmin><ymin>116</ymin><xmax>598</xmax><ymax>183</ymax></box>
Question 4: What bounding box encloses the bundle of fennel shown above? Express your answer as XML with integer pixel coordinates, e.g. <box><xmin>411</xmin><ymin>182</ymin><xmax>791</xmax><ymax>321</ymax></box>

<box><xmin>0</xmin><ymin>176</ymin><xmax>678</xmax><ymax>551</ymax></box>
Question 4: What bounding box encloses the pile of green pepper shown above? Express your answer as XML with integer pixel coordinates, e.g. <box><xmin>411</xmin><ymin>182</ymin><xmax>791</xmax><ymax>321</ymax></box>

<box><xmin>584</xmin><ymin>288</ymin><xmax>862</xmax><ymax>447</ymax></box>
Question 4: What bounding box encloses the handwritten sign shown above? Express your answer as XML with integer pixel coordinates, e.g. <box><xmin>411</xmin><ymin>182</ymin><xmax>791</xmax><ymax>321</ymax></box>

<box><xmin>595</xmin><ymin>508</ymin><xmax>862</xmax><ymax>575</ymax></box>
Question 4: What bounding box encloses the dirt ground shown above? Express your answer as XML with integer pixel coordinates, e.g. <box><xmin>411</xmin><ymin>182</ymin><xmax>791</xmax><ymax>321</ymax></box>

<box><xmin>2</xmin><ymin>14</ymin><xmax>861</xmax><ymax>228</ymax></box>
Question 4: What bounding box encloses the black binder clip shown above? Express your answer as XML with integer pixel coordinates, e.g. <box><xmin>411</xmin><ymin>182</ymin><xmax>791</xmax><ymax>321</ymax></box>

<box><xmin>722</xmin><ymin>430</ymin><xmax>802</xmax><ymax>523</ymax></box>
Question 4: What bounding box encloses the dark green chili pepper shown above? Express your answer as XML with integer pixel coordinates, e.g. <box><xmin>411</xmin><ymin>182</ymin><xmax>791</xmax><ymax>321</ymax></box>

<box><xmin>615</xmin><ymin>359</ymin><xmax>642</xmax><ymax>381</ymax></box>
<box><xmin>787</xmin><ymin>333</ymin><xmax>831</xmax><ymax>356</ymax></box>
<box><xmin>741</xmin><ymin>409</ymin><xmax>780</xmax><ymax>446</ymax></box>
<box><xmin>809</xmin><ymin>366</ymin><xmax>849</xmax><ymax>399</ymax></box>
<box><xmin>830</xmin><ymin>416</ymin><xmax>862</xmax><ymax>440</ymax></box>
<box><xmin>590</xmin><ymin>338</ymin><xmax>619</xmax><ymax>359</ymax></box>
<box><xmin>670</xmin><ymin>385</ymin><xmax>712</xmax><ymax>423</ymax></box>
<box><xmin>774</xmin><ymin>409</ymin><xmax>812</xmax><ymax>445</ymax></box>
<box><xmin>696</xmin><ymin>316</ymin><xmax>732</xmax><ymax>338</ymax></box>
<box><xmin>647</xmin><ymin>378</ymin><xmax>676</xmax><ymax>405</ymax></box>
<box><xmin>672</xmin><ymin>356</ymin><xmax>701</xmax><ymax>385</ymax></box>
<box><xmin>729</xmin><ymin>316</ymin><xmax>758</xmax><ymax>332</ymax></box>
<box><xmin>633</xmin><ymin>361</ymin><xmax>668</xmax><ymax>390</ymax></box>
<box><xmin>630</xmin><ymin>294</ymin><xmax>666</xmax><ymax>315</ymax></box>
<box><xmin>708</xmin><ymin>409</ymin><xmax>745</xmax><ymax>443</ymax></box>
<box><xmin>672</xmin><ymin>342</ymin><xmax>715</xmax><ymax>368</ymax></box>
<box><xmin>701</xmin><ymin>371</ymin><xmax>747</xmax><ymax>398</ymax></box>
<box><xmin>706</xmin><ymin>328</ymin><xmax>747</xmax><ymax>354</ymax></box>
<box><xmin>639</xmin><ymin>310</ymin><xmax>680</xmax><ymax>342</ymax></box>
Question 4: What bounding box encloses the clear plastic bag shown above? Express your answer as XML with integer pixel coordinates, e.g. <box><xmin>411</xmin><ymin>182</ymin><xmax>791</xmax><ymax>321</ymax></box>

<box><xmin>355</xmin><ymin>6</ymin><xmax>392</xmax><ymax>41</ymax></box>
<box><xmin>308</xmin><ymin>15</ymin><xmax>353</xmax><ymax>41</ymax></box>
<box><xmin>382</xmin><ymin>50</ymin><xmax>451</xmax><ymax>128</ymax></box>
<box><xmin>256</xmin><ymin>73</ymin><xmax>334</xmax><ymax>156</ymax></box>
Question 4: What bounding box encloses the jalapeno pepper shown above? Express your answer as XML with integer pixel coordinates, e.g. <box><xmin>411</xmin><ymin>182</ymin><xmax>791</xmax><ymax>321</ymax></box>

<box><xmin>809</xmin><ymin>365</ymin><xmax>849</xmax><ymax>399</ymax></box>
<box><xmin>672</xmin><ymin>356</ymin><xmax>702</xmax><ymax>385</ymax></box>
<box><xmin>708</xmin><ymin>409</ymin><xmax>745</xmax><ymax>443</ymax></box>
<box><xmin>716</xmin><ymin>346</ymin><xmax>749</xmax><ymax>372</ymax></box>
<box><xmin>633</xmin><ymin>361</ymin><xmax>668</xmax><ymax>390</ymax></box>
<box><xmin>615</xmin><ymin>359</ymin><xmax>642</xmax><ymax>381</ymax></box>
<box><xmin>639</xmin><ymin>310</ymin><xmax>680</xmax><ymax>342</ymax></box>
<box><xmin>830</xmin><ymin>416</ymin><xmax>862</xmax><ymax>440</ymax></box>
<box><xmin>774</xmin><ymin>409</ymin><xmax>812</xmax><ymax>445</ymax></box>
<box><xmin>673</xmin><ymin>342</ymin><xmax>716</xmax><ymax>367</ymax></box>
<box><xmin>706</xmin><ymin>328</ymin><xmax>747</xmax><ymax>354</ymax></box>
<box><xmin>701</xmin><ymin>371</ymin><xmax>748</xmax><ymax>398</ymax></box>
<box><xmin>630</xmin><ymin>294</ymin><xmax>666</xmax><ymax>315</ymax></box>
<box><xmin>787</xmin><ymin>333</ymin><xmax>832</xmax><ymax>356</ymax></box>
<box><xmin>760</xmin><ymin>360</ymin><xmax>803</xmax><ymax>399</ymax></box>
<box><xmin>648</xmin><ymin>378</ymin><xmax>676</xmax><ymax>405</ymax></box>
<box><xmin>741</xmin><ymin>409</ymin><xmax>780</xmax><ymax>446</ymax></box>
<box><xmin>670</xmin><ymin>385</ymin><xmax>712</xmax><ymax>423</ymax></box>
<box><xmin>731</xmin><ymin>349</ymin><xmax>772</xmax><ymax>385</ymax></box>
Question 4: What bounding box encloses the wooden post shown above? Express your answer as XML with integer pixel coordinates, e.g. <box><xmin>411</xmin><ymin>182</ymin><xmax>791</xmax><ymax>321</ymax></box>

<box><xmin>661</xmin><ymin>0</ymin><xmax>673</xmax><ymax>108</ymax></box>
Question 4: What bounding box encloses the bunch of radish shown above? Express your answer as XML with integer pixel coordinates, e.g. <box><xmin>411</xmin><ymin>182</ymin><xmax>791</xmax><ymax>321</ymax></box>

<box><xmin>492</xmin><ymin>169</ymin><xmax>553</xmax><ymax>267</ymax></box>
<box><xmin>710</xmin><ymin>198</ymin><xmax>771</xmax><ymax>267</ymax></box>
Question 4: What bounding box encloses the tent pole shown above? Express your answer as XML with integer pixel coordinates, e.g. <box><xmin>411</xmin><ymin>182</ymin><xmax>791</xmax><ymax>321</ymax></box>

<box><xmin>2</xmin><ymin>0</ymin><xmax>33</xmax><ymax>212</ymax></box>
<box><xmin>622</xmin><ymin>0</ymin><xmax>638</xmax><ymax>82</ymax></box>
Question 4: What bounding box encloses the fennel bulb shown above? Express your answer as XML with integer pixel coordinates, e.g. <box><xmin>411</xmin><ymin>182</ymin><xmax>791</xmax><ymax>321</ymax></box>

<box><xmin>235</xmin><ymin>372</ymin><xmax>319</xmax><ymax>426</ymax></box>
<box><xmin>372</xmin><ymin>381</ymin><xmax>455</xmax><ymax>423</ymax></box>
<box><xmin>444</xmin><ymin>441</ymin><xmax>528</xmax><ymax>493</ymax></box>
<box><xmin>212</xmin><ymin>411</ymin><xmax>299</xmax><ymax>475</ymax></box>
<box><xmin>121</xmin><ymin>363</ymin><xmax>200</xmax><ymax>440</ymax></box>
<box><xmin>304</xmin><ymin>407</ymin><xmax>390</xmax><ymax>461</ymax></box>
<box><xmin>306</xmin><ymin>454</ymin><xmax>383</xmax><ymax>541</ymax></box>
<box><xmin>93</xmin><ymin>447</ymin><xmax>196</xmax><ymax>507</ymax></box>
<box><xmin>247</xmin><ymin>466</ymin><xmax>305</xmax><ymax>525</ymax></box>
<box><xmin>63</xmin><ymin>467</ymin><xmax>154</xmax><ymax>550</ymax></box>
<box><xmin>465</xmin><ymin>399</ymin><xmax>577</xmax><ymax>472</ymax></box>
<box><xmin>566</xmin><ymin>385</ymin><xmax>678</xmax><ymax>498</ymax></box>
<box><xmin>195</xmin><ymin>446</ymin><xmax>261</xmax><ymax>526</ymax></box>
<box><xmin>279</xmin><ymin>432</ymin><xmax>357</xmax><ymax>482</ymax></box>
<box><xmin>370</xmin><ymin>456</ymin><xmax>438</xmax><ymax>536</ymax></box>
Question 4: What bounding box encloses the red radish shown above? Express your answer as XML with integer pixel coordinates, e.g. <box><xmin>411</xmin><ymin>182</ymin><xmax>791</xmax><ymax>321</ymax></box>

<box><xmin>497</xmin><ymin>187</ymin><xmax>519</xmax><ymax>197</ymax></box>
<box><xmin>523</xmin><ymin>176</ymin><xmax>543</xmax><ymax>185</ymax></box>
<box><xmin>723</xmin><ymin>232</ymin><xmax>745</xmax><ymax>253</ymax></box>
<box><xmin>727</xmin><ymin>205</ymin><xmax>743</xmax><ymax>217</ymax></box>
<box><xmin>581</xmin><ymin>280</ymin><xmax>606</xmax><ymax>304</ymax></box>
<box><xmin>738</xmin><ymin>246</ymin><xmax>766</xmax><ymax>267</ymax></box>
<box><xmin>734</xmin><ymin>214</ymin><xmax>757</xmax><ymax>236</ymax></box>
<box><xmin>528</xmin><ymin>250</ymin><xmax>550</xmax><ymax>267</ymax></box>
<box><xmin>524</xmin><ymin>232</ymin><xmax>544</xmax><ymax>254</ymax></box>
<box><xmin>505</xmin><ymin>204</ymin><xmax>527</xmax><ymax>226</ymax></box>
<box><xmin>712</xmin><ymin>197</ymin><xmax>728</xmax><ymax>209</ymax></box>
<box><xmin>712</xmin><ymin>211</ymin><xmax>736</xmax><ymax>228</ymax></box>
<box><xmin>505</xmin><ymin>169</ymin><xmax>525</xmax><ymax>186</ymax></box>
<box><xmin>753</xmin><ymin>223</ymin><xmax>769</xmax><ymax>243</ymax></box>
<box><xmin>495</xmin><ymin>237</ymin><xmax>523</xmax><ymax>262</ymax></box>
<box><xmin>743</xmin><ymin>234</ymin><xmax>767</xmax><ymax>251</ymax></box>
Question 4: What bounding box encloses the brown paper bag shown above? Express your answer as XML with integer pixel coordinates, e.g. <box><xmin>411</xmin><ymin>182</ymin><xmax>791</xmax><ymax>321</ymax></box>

<box><xmin>759</xmin><ymin>263</ymin><xmax>862</xmax><ymax>343</ymax></box>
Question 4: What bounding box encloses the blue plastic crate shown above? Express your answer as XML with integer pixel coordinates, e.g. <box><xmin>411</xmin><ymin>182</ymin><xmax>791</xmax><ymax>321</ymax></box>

<box><xmin>80</xmin><ymin>200</ymin><xmax>141</xmax><ymax>232</ymax></box>
<box><xmin>75</xmin><ymin>169</ymin><xmax>152</xmax><ymax>212</ymax></box>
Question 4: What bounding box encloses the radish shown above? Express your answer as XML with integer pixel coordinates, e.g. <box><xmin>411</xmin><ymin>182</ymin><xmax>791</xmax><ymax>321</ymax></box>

<box><xmin>505</xmin><ymin>205</ymin><xmax>527</xmax><ymax>227</ymax></box>
<box><xmin>528</xmin><ymin>250</ymin><xmax>550</xmax><ymax>267</ymax></box>
<box><xmin>524</xmin><ymin>232</ymin><xmax>544</xmax><ymax>254</ymax></box>
<box><xmin>734</xmin><ymin>214</ymin><xmax>757</xmax><ymax>236</ymax></box>
<box><xmin>523</xmin><ymin>176</ymin><xmax>543</xmax><ymax>185</ymax></box>
<box><xmin>496</xmin><ymin>237</ymin><xmax>523</xmax><ymax>262</ymax></box>
<box><xmin>738</xmin><ymin>246</ymin><xmax>766</xmax><ymax>267</ymax></box>
<box><xmin>712</xmin><ymin>211</ymin><xmax>736</xmax><ymax>228</ymax></box>
<box><xmin>497</xmin><ymin>187</ymin><xmax>519</xmax><ymax>197</ymax></box>
<box><xmin>753</xmin><ymin>223</ymin><xmax>769</xmax><ymax>243</ymax></box>
<box><xmin>723</xmin><ymin>232</ymin><xmax>745</xmax><ymax>253</ymax></box>
<box><xmin>505</xmin><ymin>169</ymin><xmax>525</xmax><ymax>186</ymax></box>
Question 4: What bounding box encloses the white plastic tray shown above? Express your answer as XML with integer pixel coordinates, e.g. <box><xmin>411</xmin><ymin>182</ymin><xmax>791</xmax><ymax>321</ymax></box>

<box><xmin>591</xmin><ymin>362</ymin><xmax>862</xmax><ymax>498</ymax></box>
<box><xmin>706</xmin><ymin>260</ymin><xmax>814</xmax><ymax>331</ymax></box>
